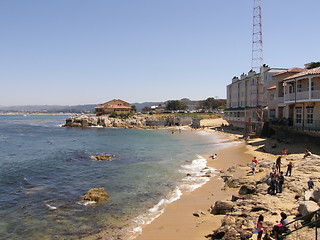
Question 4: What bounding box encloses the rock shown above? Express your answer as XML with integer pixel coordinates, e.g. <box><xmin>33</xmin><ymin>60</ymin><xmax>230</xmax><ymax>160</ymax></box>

<box><xmin>193</xmin><ymin>210</ymin><xmax>206</xmax><ymax>217</ymax></box>
<box><xmin>91</xmin><ymin>154</ymin><xmax>112</xmax><ymax>161</ymax></box>
<box><xmin>83</xmin><ymin>187</ymin><xmax>109</xmax><ymax>203</ymax></box>
<box><xmin>210</xmin><ymin>200</ymin><xmax>235</xmax><ymax>215</ymax></box>
<box><xmin>311</xmin><ymin>187</ymin><xmax>320</xmax><ymax>202</ymax></box>
<box><xmin>238</xmin><ymin>184</ymin><xmax>256</xmax><ymax>195</ymax></box>
<box><xmin>221</xmin><ymin>216</ymin><xmax>236</xmax><ymax>226</ymax></box>
<box><xmin>298</xmin><ymin>201</ymin><xmax>319</xmax><ymax>220</ymax></box>
<box><xmin>221</xmin><ymin>228</ymin><xmax>238</xmax><ymax>240</ymax></box>
<box><xmin>239</xmin><ymin>230</ymin><xmax>253</xmax><ymax>240</ymax></box>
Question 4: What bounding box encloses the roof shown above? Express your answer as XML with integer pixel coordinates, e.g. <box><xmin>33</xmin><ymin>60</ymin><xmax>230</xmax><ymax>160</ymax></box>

<box><xmin>273</xmin><ymin>68</ymin><xmax>305</xmax><ymax>77</ymax></box>
<box><xmin>95</xmin><ymin>105</ymin><xmax>131</xmax><ymax>109</ymax></box>
<box><xmin>283</xmin><ymin>67</ymin><xmax>320</xmax><ymax>80</ymax></box>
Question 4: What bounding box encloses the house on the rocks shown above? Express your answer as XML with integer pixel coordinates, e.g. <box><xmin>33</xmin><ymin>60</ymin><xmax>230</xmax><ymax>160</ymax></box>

<box><xmin>95</xmin><ymin>99</ymin><xmax>132</xmax><ymax>116</ymax></box>
<box><xmin>272</xmin><ymin>66</ymin><xmax>320</xmax><ymax>131</ymax></box>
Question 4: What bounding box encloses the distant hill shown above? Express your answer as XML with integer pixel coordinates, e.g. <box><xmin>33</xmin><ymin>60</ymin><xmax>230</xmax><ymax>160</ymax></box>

<box><xmin>0</xmin><ymin>102</ymin><xmax>164</xmax><ymax>113</ymax></box>
<box><xmin>130</xmin><ymin>102</ymin><xmax>163</xmax><ymax>112</ymax></box>
<box><xmin>0</xmin><ymin>104</ymin><xmax>99</xmax><ymax>113</ymax></box>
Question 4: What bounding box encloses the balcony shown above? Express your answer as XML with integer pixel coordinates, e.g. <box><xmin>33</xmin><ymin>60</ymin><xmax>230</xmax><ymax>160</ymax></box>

<box><xmin>284</xmin><ymin>90</ymin><xmax>320</xmax><ymax>102</ymax></box>
<box><xmin>270</xmin><ymin>119</ymin><xmax>320</xmax><ymax>132</ymax></box>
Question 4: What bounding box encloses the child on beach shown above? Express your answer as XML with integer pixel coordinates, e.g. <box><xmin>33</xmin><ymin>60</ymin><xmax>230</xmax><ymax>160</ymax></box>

<box><xmin>308</xmin><ymin>178</ymin><xmax>314</xmax><ymax>190</ymax></box>
<box><xmin>251</xmin><ymin>161</ymin><xmax>257</xmax><ymax>175</ymax></box>
<box><xmin>256</xmin><ymin>215</ymin><xmax>265</xmax><ymax>240</ymax></box>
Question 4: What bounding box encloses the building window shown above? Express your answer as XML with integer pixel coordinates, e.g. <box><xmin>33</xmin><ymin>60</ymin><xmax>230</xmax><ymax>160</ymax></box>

<box><xmin>270</xmin><ymin>109</ymin><xmax>276</xmax><ymax>118</ymax></box>
<box><xmin>296</xmin><ymin>107</ymin><xmax>302</xmax><ymax>124</ymax></box>
<box><xmin>270</xmin><ymin>94</ymin><xmax>275</xmax><ymax>100</ymax></box>
<box><xmin>307</xmin><ymin>81</ymin><xmax>314</xmax><ymax>91</ymax></box>
<box><xmin>297</xmin><ymin>82</ymin><xmax>302</xmax><ymax>92</ymax></box>
<box><xmin>307</xmin><ymin>107</ymin><xmax>313</xmax><ymax>124</ymax></box>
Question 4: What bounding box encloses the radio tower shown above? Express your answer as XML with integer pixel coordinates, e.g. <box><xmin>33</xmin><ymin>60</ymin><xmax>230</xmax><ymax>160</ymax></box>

<box><xmin>251</xmin><ymin>0</ymin><xmax>263</xmax><ymax>73</ymax></box>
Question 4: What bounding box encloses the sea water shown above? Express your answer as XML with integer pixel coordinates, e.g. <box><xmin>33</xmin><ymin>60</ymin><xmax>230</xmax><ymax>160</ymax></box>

<box><xmin>0</xmin><ymin>115</ymin><xmax>233</xmax><ymax>239</ymax></box>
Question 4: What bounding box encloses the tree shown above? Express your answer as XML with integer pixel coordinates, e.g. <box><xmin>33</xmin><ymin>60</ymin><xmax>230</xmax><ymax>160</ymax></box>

<box><xmin>307</xmin><ymin>62</ymin><xmax>320</xmax><ymax>69</ymax></box>
<box><xmin>131</xmin><ymin>105</ymin><xmax>137</xmax><ymax>113</ymax></box>
<box><xmin>165</xmin><ymin>100</ymin><xmax>187</xmax><ymax>111</ymax></box>
<box><xmin>203</xmin><ymin>98</ymin><xmax>219</xmax><ymax>111</ymax></box>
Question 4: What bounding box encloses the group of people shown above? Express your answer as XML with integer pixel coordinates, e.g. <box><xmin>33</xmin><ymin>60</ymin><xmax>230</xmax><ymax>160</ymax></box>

<box><xmin>267</xmin><ymin>169</ymin><xmax>285</xmax><ymax>195</ymax></box>
<box><xmin>256</xmin><ymin>212</ymin><xmax>289</xmax><ymax>240</ymax></box>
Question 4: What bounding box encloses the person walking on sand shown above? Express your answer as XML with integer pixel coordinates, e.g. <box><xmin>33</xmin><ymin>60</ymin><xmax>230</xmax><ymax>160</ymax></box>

<box><xmin>276</xmin><ymin>156</ymin><xmax>281</xmax><ymax>172</ymax></box>
<box><xmin>308</xmin><ymin>178</ymin><xmax>314</xmax><ymax>190</ymax></box>
<box><xmin>256</xmin><ymin>215</ymin><xmax>265</xmax><ymax>240</ymax></box>
<box><xmin>285</xmin><ymin>162</ymin><xmax>293</xmax><ymax>176</ymax></box>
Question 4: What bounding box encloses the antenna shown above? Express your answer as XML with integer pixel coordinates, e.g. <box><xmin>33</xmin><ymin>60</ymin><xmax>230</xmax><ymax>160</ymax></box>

<box><xmin>251</xmin><ymin>0</ymin><xmax>263</xmax><ymax>73</ymax></box>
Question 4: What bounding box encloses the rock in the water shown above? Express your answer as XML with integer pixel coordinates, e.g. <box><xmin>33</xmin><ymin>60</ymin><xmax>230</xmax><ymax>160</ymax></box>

<box><xmin>83</xmin><ymin>187</ymin><xmax>109</xmax><ymax>203</ymax></box>
<box><xmin>91</xmin><ymin>154</ymin><xmax>112</xmax><ymax>161</ymax></box>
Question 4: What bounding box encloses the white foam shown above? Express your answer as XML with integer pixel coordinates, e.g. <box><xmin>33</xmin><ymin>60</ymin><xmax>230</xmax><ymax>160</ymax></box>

<box><xmin>77</xmin><ymin>201</ymin><xmax>97</xmax><ymax>206</ymax></box>
<box><xmin>126</xmin><ymin>155</ymin><xmax>217</xmax><ymax>239</ymax></box>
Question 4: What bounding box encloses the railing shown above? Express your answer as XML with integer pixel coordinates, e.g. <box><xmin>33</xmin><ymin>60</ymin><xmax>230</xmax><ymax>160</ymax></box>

<box><xmin>280</xmin><ymin>209</ymin><xmax>320</xmax><ymax>240</ymax></box>
<box><xmin>284</xmin><ymin>90</ymin><xmax>320</xmax><ymax>102</ymax></box>
<box><xmin>278</xmin><ymin>97</ymin><xmax>284</xmax><ymax>104</ymax></box>
<box><xmin>269</xmin><ymin>119</ymin><xmax>320</xmax><ymax>132</ymax></box>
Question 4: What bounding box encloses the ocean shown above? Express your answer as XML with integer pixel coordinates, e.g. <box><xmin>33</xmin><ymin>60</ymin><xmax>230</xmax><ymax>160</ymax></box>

<box><xmin>0</xmin><ymin>115</ymin><xmax>232</xmax><ymax>240</ymax></box>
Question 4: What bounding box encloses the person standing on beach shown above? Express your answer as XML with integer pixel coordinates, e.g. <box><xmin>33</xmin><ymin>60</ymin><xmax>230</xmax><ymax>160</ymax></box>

<box><xmin>277</xmin><ymin>172</ymin><xmax>285</xmax><ymax>193</ymax></box>
<box><xmin>285</xmin><ymin>162</ymin><xmax>293</xmax><ymax>176</ymax></box>
<box><xmin>308</xmin><ymin>178</ymin><xmax>314</xmax><ymax>190</ymax></box>
<box><xmin>268</xmin><ymin>176</ymin><xmax>277</xmax><ymax>195</ymax></box>
<box><xmin>276</xmin><ymin>157</ymin><xmax>281</xmax><ymax>172</ymax></box>
<box><xmin>256</xmin><ymin>215</ymin><xmax>265</xmax><ymax>240</ymax></box>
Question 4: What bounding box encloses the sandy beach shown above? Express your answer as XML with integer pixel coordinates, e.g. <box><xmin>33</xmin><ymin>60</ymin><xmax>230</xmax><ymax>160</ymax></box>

<box><xmin>133</xmin><ymin>124</ymin><xmax>320</xmax><ymax>240</ymax></box>
<box><xmin>134</xmin><ymin>141</ymin><xmax>252</xmax><ymax>240</ymax></box>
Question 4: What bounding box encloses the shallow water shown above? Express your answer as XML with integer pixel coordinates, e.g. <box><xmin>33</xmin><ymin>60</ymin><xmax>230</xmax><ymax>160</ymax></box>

<box><xmin>0</xmin><ymin>115</ymin><xmax>230</xmax><ymax>239</ymax></box>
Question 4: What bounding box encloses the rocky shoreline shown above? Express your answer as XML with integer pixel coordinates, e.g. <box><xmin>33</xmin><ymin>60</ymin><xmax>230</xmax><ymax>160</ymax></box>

<box><xmin>202</xmin><ymin>135</ymin><xmax>320</xmax><ymax>240</ymax></box>
<box><xmin>62</xmin><ymin>114</ymin><xmax>198</xmax><ymax>129</ymax></box>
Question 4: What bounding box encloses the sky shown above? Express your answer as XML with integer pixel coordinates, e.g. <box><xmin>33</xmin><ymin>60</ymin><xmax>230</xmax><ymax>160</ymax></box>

<box><xmin>0</xmin><ymin>0</ymin><xmax>319</xmax><ymax>106</ymax></box>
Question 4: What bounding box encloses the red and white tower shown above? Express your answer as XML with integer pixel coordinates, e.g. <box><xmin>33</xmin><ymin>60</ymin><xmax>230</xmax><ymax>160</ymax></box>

<box><xmin>251</xmin><ymin>0</ymin><xmax>263</xmax><ymax>73</ymax></box>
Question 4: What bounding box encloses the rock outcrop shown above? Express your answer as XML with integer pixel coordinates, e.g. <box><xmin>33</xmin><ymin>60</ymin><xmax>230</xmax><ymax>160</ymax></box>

<box><xmin>83</xmin><ymin>187</ymin><xmax>109</xmax><ymax>203</ymax></box>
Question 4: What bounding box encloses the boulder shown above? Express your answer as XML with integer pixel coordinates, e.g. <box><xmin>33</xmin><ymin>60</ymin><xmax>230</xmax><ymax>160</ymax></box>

<box><xmin>221</xmin><ymin>216</ymin><xmax>236</xmax><ymax>226</ymax></box>
<box><xmin>238</xmin><ymin>184</ymin><xmax>256</xmax><ymax>195</ymax></box>
<box><xmin>298</xmin><ymin>201</ymin><xmax>319</xmax><ymax>220</ymax></box>
<box><xmin>83</xmin><ymin>187</ymin><xmax>109</xmax><ymax>203</ymax></box>
<box><xmin>311</xmin><ymin>187</ymin><xmax>320</xmax><ymax>202</ymax></box>
<box><xmin>210</xmin><ymin>200</ymin><xmax>235</xmax><ymax>215</ymax></box>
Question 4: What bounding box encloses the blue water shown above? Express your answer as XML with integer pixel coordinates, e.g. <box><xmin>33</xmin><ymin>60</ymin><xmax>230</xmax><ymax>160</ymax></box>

<box><xmin>0</xmin><ymin>115</ymin><xmax>229</xmax><ymax>239</ymax></box>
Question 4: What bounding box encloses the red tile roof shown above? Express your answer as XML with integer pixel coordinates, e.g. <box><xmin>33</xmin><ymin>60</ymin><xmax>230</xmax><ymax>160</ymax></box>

<box><xmin>273</xmin><ymin>68</ymin><xmax>304</xmax><ymax>77</ymax></box>
<box><xmin>283</xmin><ymin>67</ymin><xmax>320</xmax><ymax>80</ymax></box>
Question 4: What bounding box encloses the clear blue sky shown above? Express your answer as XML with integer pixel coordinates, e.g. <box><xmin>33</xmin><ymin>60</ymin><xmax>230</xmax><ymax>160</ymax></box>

<box><xmin>0</xmin><ymin>0</ymin><xmax>319</xmax><ymax>106</ymax></box>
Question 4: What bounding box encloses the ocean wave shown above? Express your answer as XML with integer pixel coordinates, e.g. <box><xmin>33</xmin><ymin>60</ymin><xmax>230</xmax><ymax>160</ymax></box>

<box><xmin>125</xmin><ymin>155</ymin><xmax>216</xmax><ymax>239</ymax></box>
